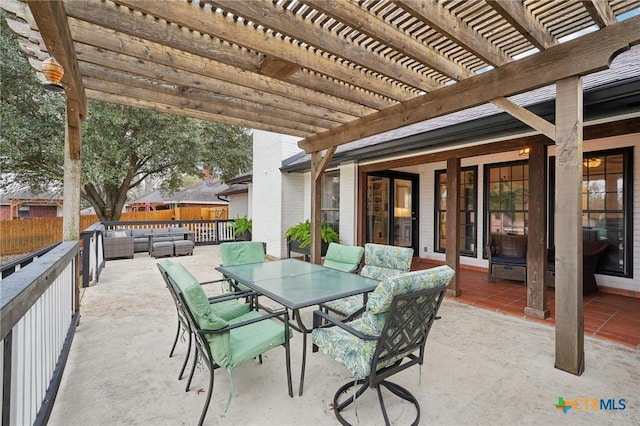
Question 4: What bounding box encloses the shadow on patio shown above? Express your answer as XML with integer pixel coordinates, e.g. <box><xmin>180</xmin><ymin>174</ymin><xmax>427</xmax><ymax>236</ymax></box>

<box><xmin>49</xmin><ymin>246</ymin><xmax>639</xmax><ymax>425</ymax></box>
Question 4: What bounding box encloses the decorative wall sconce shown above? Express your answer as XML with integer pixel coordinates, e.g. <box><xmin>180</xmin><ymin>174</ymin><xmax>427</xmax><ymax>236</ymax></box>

<box><xmin>518</xmin><ymin>147</ymin><xmax>530</xmax><ymax>156</ymax></box>
<box><xmin>41</xmin><ymin>57</ymin><xmax>64</xmax><ymax>92</ymax></box>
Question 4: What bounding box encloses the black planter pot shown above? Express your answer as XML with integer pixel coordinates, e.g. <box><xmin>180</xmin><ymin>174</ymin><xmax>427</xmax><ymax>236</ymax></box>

<box><xmin>287</xmin><ymin>238</ymin><xmax>329</xmax><ymax>260</ymax></box>
<box><xmin>235</xmin><ymin>231</ymin><xmax>252</xmax><ymax>241</ymax></box>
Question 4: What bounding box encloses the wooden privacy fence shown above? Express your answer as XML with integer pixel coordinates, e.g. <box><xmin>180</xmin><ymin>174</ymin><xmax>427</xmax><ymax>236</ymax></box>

<box><xmin>0</xmin><ymin>206</ymin><xmax>228</xmax><ymax>256</ymax></box>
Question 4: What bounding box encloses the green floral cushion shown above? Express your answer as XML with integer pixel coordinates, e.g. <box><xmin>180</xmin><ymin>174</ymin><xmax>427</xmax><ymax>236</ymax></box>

<box><xmin>367</xmin><ymin>266</ymin><xmax>455</xmax><ymax>314</ymax></box>
<box><xmin>323</xmin><ymin>245</ymin><xmax>413</xmax><ymax>316</ymax></box>
<box><xmin>313</xmin><ymin>266</ymin><xmax>454</xmax><ymax>379</ymax></box>
<box><xmin>360</xmin><ymin>265</ymin><xmax>405</xmax><ymax>280</ymax></box>
<box><xmin>363</xmin><ymin>243</ymin><xmax>413</xmax><ymax>272</ymax></box>
<box><xmin>312</xmin><ymin>311</ymin><xmax>388</xmax><ymax>378</ymax></box>
<box><xmin>322</xmin><ymin>295</ymin><xmax>365</xmax><ymax>317</ymax></box>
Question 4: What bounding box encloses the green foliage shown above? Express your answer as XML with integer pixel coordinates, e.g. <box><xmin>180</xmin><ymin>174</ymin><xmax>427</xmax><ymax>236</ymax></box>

<box><xmin>1</xmin><ymin>13</ymin><xmax>252</xmax><ymax>221</ymax></box>
<box><xmin>233</xmin><ymin>216</ymin><xmax>252</xmax><ymax>237</ymax></box>
<box><xmin>284</xmin><ymin>220</ymin><xmax>340</xmax><ymax>248</ymax></box>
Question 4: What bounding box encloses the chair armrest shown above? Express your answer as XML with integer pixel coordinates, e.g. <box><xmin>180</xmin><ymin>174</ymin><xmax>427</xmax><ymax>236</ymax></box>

<box><xmin>205</xmin><ymin>290</ymin><xmax>256</xmax><ymax>303</ymax></box>
<box><xmin>200</xmin><ymin>277</ymin><xmax>231</xmax><ymax>286</ymax></box>
<box><xmin>312</xmin><ymin>310</ymin><xmax>379</xmax><ymax>341</ymax></box>
<box><xmin>198</xmin><ymin>309</ymin><xmax>290</xmax><ymax>335</ymax></box>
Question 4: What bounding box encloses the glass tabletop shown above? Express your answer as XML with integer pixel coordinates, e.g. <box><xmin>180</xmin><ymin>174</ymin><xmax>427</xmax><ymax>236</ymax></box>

<box><xmin>217</xmin><ymin>259</ymin><xmax>379</xmax><ymax>309</ymax></box>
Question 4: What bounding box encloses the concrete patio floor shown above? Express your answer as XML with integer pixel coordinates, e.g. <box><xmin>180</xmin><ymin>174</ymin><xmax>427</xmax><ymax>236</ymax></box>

<box><xmin>49</xmin><ymin>245</ymin><xmax>639</xmax><ymax>426</ymax></box>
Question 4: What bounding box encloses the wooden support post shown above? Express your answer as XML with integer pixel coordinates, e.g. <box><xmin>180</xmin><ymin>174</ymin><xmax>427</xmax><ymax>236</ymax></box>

<box><xmin>62</xmin><ymin>99</ymin><xmax>82</xmax><ymax>241</ymax></box>
<box><xmin>445</xmin><ymin>157</ymin><xmax>460</xmax><ymax>296</ymax></box>
<box><xmin>554</xmin><ymin>76</ymin><xmax>584</xmax><ymax>376</ymax></box>
<box><xmin>524</xmin><ymin>143</ymin><xmax>549</xmax><ymax>318</ymax></box>
<box><xmin>310</xmin><ymin>147</ymin><xmax>335</xmax><ymax>264</ymax></box>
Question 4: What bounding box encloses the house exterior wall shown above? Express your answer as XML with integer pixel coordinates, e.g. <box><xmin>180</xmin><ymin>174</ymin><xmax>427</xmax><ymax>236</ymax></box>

<box><xmin>256</xmin><ymin>130</ymin><xmax>637</xmax><ymax>293</ymax></box>
<box><xmin>390</xmin><ymin>133</ymin><xmax>639</xmax><ymax>294</ymax></box>
<box><xmin>0</xmin><ymin>205</ymin><xmax>60</xmax><ymax>219</ymax></box>
<box><xmin>247</xmin><ymin>183</ymin><xmax>253</xmax><ymax>218</ymax></box>
<box><xmin>227</xmin><ymin>193</ymin><xmax>248</xmax><ymax>219</ymax></box>
<box><xmin>252</xmin><ymin>130</ymin><xmax>303</xmax><ymax>258</ymax></box>
<box><xmin>0</xmin><ymin>206</ymin><xmax>10</xmax><ymax>220</ymax></box>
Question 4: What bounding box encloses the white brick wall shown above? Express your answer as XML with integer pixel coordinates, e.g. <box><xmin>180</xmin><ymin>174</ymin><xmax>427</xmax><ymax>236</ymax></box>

<box><xmin>339</xmin><ymin>163</ymin><xmax>358</xmax><ymax>245</ymax></box>
<box><xmin>252</xmin><ymin>130</ymin><xmax>303</xmax><ymax>258</ymax></box>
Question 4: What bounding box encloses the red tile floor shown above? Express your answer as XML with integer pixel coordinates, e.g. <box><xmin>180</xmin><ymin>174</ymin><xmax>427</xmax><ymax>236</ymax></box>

<box><xmin>411</xmin><ymin>259</ymin><xmax>640</xmax><ymax>349</ymax></box>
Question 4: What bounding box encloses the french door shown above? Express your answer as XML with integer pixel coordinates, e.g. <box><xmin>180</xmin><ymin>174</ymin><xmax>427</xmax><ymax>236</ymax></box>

<box><xmin>366</xmin><ymin>172</ymin><xmax>419</xmax><ymax>252</ymax></box>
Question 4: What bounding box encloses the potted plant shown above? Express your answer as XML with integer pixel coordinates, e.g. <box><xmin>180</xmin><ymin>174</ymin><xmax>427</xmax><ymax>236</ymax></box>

<box><xmin>233</xmin><ymin>216</ymin><xmax>252</xmax><ymax>241</ymax></box>
<box><xmin>284</xmin><ymin>219</ymin><xmax>339</xmax><ymax>258</ymax></box>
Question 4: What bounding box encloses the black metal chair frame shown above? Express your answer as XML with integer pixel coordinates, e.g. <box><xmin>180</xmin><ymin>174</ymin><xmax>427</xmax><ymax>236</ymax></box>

<box><xmin>313</xmin><ymin>285</ymin><xmax>447</xmax><ymax>426</ymax></box>
<box><xmin>169</xmin><ymin>277</ymin><xmax>293</xmax><ymax>426</ymax></box>
<box><xmin>157</xmin><ymin>264</ymin><xmax>255</xmax><ymax>385</ymax></box>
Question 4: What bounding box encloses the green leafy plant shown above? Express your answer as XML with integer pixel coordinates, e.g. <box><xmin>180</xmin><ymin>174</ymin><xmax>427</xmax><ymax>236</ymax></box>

<box><xmin>233</xmin><ymin>216</ymin><xmax>253</xmax><ymax>238</ymax></box>
<box><xmin>284</xmin><ymin>220</ymin><xmax>339</xmax><ymax>248</ymax></box>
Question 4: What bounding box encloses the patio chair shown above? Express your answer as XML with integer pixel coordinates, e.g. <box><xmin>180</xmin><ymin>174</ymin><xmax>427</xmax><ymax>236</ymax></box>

<box><xmin>312</xmin><ymin>266</ymin><xmax>454</xmax><ymax>426</ymax></box>
<box><xmin>320</xmin><ymin>243</ymin><xmax>413</xmax><ymax>319</ymax></box>
<box><xmin>157</xmin><ymin>260</ymin><xmax>253</xmax><ymax>382</ymax></box>
<box><xmin>322</xmin><ymin>242</ymin><xmax>365</xmax><ymax>273</ymax></box>
<box><xmin>219</xmin><ymin>241</ymin><xmax>266</xmax><ymax>291</ymax></box>
<box><xmin>168</xmin><ymin>269</ymin><xmax>293</xmax><ymax>426</ymax></box>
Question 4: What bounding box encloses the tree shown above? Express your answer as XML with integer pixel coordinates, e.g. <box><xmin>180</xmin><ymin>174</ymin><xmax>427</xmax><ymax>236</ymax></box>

<box><xmin>1</xmin><ymin>14</ymin><xmax>252</xmax><ymax>221</ymax></box>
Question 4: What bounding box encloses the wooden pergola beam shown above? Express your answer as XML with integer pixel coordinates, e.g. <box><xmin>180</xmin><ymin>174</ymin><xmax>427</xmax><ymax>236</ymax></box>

<box><xmin>299</xmin><ymin>0</ymin><xmax>469</xmax><ymax>84</ymax></box>
<box><xmin>584</xmin><ymin>0</ymin><xmax>617</xmax><ymax>28</ymax></box>
<box><xmin>86</xmin><ymin>90</ymin><xmax>311</xmax><ymax>138</ymax></box>
<box><xmin>67</xmin><ymin>17</ymin><xmax>372</xmax><ymax>120</ymax></box>
<box><xmin>112</xmin><ymin>0</ymin><xmax>414</xmax><ymax>102</ymax></box>
<box><xmin>298</xmin><ymin>15</ymin><xmax>640</xmax><ymax>153</ymax></box>
<box><xmin>396</xmin><ymin>0</ymin><xmax>512</xmax><ymax>67</ymax></box>
<box><xmin>215</xmin><ymin>0</ymin><xmax>446</xmax><ymax>92</ymax></box>
<box><xmin>26</xmin><ymin>0</ymin><xmax>87</xmax><ymax>119</ymax></box>
<box><xmin>486</xmin><ymin>0</ymin><xmax>558</xmax><ymax>50</ymax></box>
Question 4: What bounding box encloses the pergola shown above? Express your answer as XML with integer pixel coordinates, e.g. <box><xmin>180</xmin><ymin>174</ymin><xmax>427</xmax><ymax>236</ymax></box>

<box><xmin>3</xmin><ymin>0</ymin><xmax>640</xmax><ymax>376</ymax></box>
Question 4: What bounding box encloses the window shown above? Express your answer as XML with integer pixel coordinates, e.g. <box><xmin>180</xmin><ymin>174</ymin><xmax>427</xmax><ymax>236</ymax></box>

<box><xmin>435</xmin><ymin>167</ymin><xmax>477</xmax><ymax>256</ymax></box>
<box><xmin>485</xmin><ymin>161</ymin><xmax>529</xmax><ymax>240</ymax></box>
<box><xmin>18</xmin><ymin>205</ymin><xmax>30</xmax><ymax>218</ymax></box>
<box><xmin>321</xmin><ymin>170</ymin><xmax>340</xmax><ymax>233</ymax></box>
<box><xmin>550</xmin><ymin>149</ymin><xmax>632</xmax><ymax>277</ymax></box>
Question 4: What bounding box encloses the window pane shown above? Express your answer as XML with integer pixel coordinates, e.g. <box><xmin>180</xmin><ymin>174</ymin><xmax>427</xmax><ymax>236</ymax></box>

<box><xmin>579</xmin><ymin>151</ymin><xmax>629</xmax><ymax>276</ymax></box>
<box><xmin>435</xmin><ymin>168</ymin><xmax>476</xmax><ymax>255</ymax></box>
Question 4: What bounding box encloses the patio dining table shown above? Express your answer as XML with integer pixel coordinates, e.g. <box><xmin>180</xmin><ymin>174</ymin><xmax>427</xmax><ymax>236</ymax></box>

<box><xmin>216</xmin><ymin>258</ymin><xmax>379</xmax><ymax>396</ymax></box>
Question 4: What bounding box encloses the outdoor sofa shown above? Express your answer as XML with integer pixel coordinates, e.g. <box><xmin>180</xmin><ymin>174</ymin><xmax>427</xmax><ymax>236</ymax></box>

<box><xmin>104</xmin><ymin>227</ymin><xmax>194</xmax><ymax>255</ymax></box>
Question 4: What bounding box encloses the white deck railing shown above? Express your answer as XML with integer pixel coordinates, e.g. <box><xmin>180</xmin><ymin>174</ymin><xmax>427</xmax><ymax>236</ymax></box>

<box><xmin>0</xmin><ymin>242</ymin><xmax>79</xmax><ymax>426</ymax></box>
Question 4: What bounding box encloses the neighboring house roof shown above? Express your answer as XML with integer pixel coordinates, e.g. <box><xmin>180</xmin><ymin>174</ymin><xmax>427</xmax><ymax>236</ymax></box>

<box><xmin>216</xmin><ymin>171</ymin><xmax>252</xmax><ymax>196</ymax></box>
<box><xmin>165</xmin><ymin>180</ymin><xmax>229</xmax><ymax>205</ymax></box>
<box><xmin>216</xmin><ymin>183</ymin><xmax>248</xmax><ymax>197</ymax></box>
<box><xmin>128</xmin><ymin>180</ymin><xmax>229</xmax><ymax>205</ymax></box>
<box><xmin>128</xmin><ymin>189</ymin><xmax>166</xmax><ymax>204</ymax></box>
<box><xmin>281</xmin><ymin>45</ymin><xmax>640</xmax><ymax>172</ymax></box>
<box><xmin>224</xmin><ymin>171</ymin><xmax>253</xmax><ymax>185</ymax></box>
<box><xmin>0</xmin><ymin>188</ymin><xmax>63</xmax><ymax>204</ymax></box>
